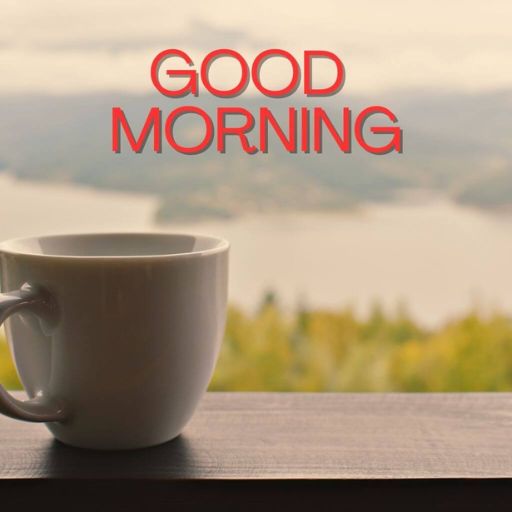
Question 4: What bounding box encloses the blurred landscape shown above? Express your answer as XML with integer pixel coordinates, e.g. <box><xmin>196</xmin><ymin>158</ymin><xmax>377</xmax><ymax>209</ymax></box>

<box><xmin>1</xmin><ymin>0</ymin><xmax>511</xmax><ymax>392</ymax></box>
<box><xmin>0</xmin><ymin>89</ymin><xmax>511</xmax><ymax>390</ymax></box>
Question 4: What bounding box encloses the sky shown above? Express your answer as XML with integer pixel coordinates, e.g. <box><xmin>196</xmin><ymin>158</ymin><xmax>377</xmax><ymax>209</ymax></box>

<box><xmin>1</xmin><ymin>0</ymin><xmax>511</xmax><ymax>95</ymax></box>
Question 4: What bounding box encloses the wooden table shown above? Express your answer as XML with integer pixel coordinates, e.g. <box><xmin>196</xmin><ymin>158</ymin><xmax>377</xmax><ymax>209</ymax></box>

<box><xmin>1</xmin><ymin>392</ymin><xmax>512</xmax><ymax>510</ymax></box>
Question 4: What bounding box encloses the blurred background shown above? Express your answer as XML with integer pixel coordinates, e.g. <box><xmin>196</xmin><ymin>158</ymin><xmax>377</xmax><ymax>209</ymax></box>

<box><xmin>1</xmin><ymin>0</ymin><xmax>511</xmax><ymax>391</ymax></box>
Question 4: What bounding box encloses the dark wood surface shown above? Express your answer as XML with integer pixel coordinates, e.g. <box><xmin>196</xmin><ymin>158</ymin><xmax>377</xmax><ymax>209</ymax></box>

<box><xmin>2</xmin><ymin>392</ymin><xmax>512</xmax><ymax>510</ymax></box>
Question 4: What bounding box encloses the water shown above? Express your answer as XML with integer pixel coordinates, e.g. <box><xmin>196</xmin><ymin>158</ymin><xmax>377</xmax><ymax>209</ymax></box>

<box><xmin>1</xmin><ymin>173</ymin><xmax>511</xmax><ymax>327</ymax></box>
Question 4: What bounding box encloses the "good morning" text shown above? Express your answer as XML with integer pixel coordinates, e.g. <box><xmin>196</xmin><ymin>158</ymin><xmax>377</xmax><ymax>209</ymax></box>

<box><xmin>112</xmin><ymin>49</ymin><xmax>403</xmax><ymax>155</ymax></box>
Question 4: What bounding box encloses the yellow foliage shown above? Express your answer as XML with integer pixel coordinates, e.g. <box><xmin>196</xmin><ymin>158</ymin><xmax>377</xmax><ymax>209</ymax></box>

<box><xmin>2</xmin><ymin>303</ymin><xmax>512</xmax><ymax>392</ymax></box>
<box><xmin>0</xmin><ymin>338</ymin><xmax>21</xmax><ymax>389</ymax></box>
<box><xmin>391</xmin><ymin>313</ymin><xmax>512</xmax><ymax>391</ymax></box>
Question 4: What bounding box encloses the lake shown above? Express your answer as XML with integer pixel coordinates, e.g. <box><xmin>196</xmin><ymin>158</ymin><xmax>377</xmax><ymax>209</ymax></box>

<box><xmin>1</xmin><ymin>173</ymin><xmax>511</xmax><ymax>327</ymax></box>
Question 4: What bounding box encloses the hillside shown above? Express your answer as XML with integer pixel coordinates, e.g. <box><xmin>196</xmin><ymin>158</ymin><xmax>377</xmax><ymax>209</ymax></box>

<box><xmin>0</xmin><ymin>90</ymin><xmax>510</xmax><ymax>220</ymax></box>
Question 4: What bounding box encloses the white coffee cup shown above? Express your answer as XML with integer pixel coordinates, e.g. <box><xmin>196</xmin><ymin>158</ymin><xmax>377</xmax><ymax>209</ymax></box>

<box><xmin>0</xmin><ymin>232</ymin><xmax>229</xmax><ymax>450</ymax></box>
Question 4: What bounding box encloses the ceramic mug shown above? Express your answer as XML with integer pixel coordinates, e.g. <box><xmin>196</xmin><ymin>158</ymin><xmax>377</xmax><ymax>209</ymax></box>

<box><xmin>0</xmin><ymin>232</ymin><xmax>229</xmax><ymax>449</ymax></box>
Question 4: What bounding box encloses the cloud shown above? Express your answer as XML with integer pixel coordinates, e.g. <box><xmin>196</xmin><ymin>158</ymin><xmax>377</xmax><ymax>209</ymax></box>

<box><xmin>178</xmin><ymin>19</ymin><xmax>272</xmax><ymax>50</ymax></box>
<box><xmin>27</xmin><ymin>19</ymin><xmax>273</xmax><ymax>54</ymax></box>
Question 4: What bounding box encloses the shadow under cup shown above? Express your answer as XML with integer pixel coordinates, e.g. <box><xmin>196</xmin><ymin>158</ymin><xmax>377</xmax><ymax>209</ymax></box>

<box><xmin>0</xmin><ymin>232</ymin><xmax>229</xmax><ymax>450</ymax></box>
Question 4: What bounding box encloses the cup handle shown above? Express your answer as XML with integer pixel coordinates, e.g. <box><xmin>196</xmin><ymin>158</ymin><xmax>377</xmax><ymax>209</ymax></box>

<box><xmin>0</xmin><ymin>283</ymin><xmax>67</xmax><ymax>422</ymax></box>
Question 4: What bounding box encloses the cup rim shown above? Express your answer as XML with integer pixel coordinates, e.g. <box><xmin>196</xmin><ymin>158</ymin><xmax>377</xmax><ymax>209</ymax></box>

<box><xmin>0</xmin><ymin>232</ymin><xmax>230</xmax><ymax>260</ymax></box>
